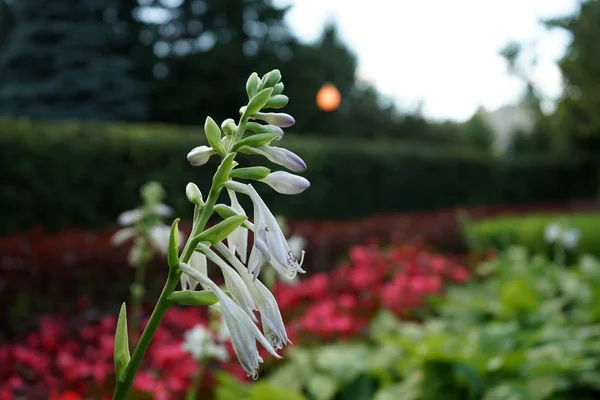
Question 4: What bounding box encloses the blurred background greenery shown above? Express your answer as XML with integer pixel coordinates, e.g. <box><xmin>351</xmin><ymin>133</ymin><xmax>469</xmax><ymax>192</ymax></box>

<box><xmin>3</xmin><ymin>0</ymin><xmax>600</xmax><ymax>399</ymax></box>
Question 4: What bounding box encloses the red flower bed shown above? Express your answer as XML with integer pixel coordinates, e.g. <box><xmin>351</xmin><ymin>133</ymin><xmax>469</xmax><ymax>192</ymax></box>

<box><xmin>0</xmin><ymin>242</ymin><xmax>471</xmax><ymax>399</ymax></box>
<box><xmin>276</xmin><ymin>244</ymin><xmax>470</xmax><ymax>341</ymax></box>
<box><xmin>1</xmin><ymin>200</ymin><xmax>595</xmax><ymax>338</ymax></box>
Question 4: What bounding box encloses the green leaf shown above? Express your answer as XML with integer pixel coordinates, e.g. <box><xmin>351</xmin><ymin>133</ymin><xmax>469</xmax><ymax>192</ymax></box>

<box><xmin>250</xmin><ymin>382</ymin><xmax>307</xmax><ymax>400</ymax></box>
<box><xmin>306</xmin><ymin>374</ymin><xmax>338</xmax><ymax>400</ymax></box>
<box><xmin>114</xmin><ymin>303</ymin><xmax>130</xmax><ymax>382</ymax></box>
<box><xmin>167</xmin><ymin>218</ymin><xmax>180</xmax><ymax>270</ymax></box>
<box><xmin>204</xmin><ymin>116</ymin><xmax>225</xmax><ymax>156</ymax></box>
<box><xmin>232</xmin><ymin>133</ymin><xmax>279</xmax><ymax>152</ymax></box>
<box><xmin>212</xmin><ymin>153</ymin><xmax>236</xmax><ymax>189</ymax></box>
<box><xmin>168</xmin><ymin>290</ymin><xmax>219</xmax><ymax>306</ymax></box>
<box><xmin>264</xmin><ymin>95</ymin><xmax>289</xmax><ymax>109</ymax></box>
<box><xmin>230</xmin><ymin>166</ymin><xmax>270</xmax><ymax>180</ymax></box>
<box><xmin>194</xmin><ymin>215</ymin><xmax>247</xmax><ymax>244</ymax></box>
<box><xmin>245</xmin><ymin>72</ymin><xmax>261</xmax><ymax>100</ymax></box>
<box><xmin>245</xmin><ymin>88</ymin><xmax>273</xmax><ymax>116</ymax></box>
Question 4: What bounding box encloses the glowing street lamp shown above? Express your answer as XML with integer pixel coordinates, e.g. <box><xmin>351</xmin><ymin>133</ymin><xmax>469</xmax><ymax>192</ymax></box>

<box><xmin>316</xmin><ymin>83</ymin><xmax>341</xmax><ymax>112</ymax></box>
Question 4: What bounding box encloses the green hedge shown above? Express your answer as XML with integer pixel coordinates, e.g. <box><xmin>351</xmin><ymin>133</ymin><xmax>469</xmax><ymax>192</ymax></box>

<box><xmin>1</xmin><ymin>117</ymin><xmax>599</xmax><ymax>233</ymax></box>
<box><xmin>465</xmin><ymin>212</ymin><xmax>600</xmax><ymax>258</ymax></box>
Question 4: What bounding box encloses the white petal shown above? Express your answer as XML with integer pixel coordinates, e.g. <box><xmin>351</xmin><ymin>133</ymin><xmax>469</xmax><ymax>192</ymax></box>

<box><xmin>214</xmin><ymin>242</ymin><xmax>290</xmax><ymax>350</ymax></box>
<box><xmin>180</xmin><ymin>251</ymin><xmax>207</xmax><ymax>290</ymax></box>
<box><xmin>111</xmin><ymin>227</ymin><xmax>136</xmax><ymax>246</ymax></box>
<box><xmin>198</xmin><ymin>244</ymin><xmax>257</xmax><ymax>321</ymax></box>
<box><xmin>227</xmin><ymin>189</ymin><xmax>248</xmax><ymax>263</ymax></box>
<box><xmin>117</xmin><ymin>209</ymin><xmax>142</xmax><ymax>226</ymax></box>
<box><xmin>153</xmin><ymin>203</ymin><xmax>173</xmax><ymax>217</ymax></box>
<box><xmin>179</xmin><ymin>263</ymin><xmax>280</xmax><ymax>378</ymax></box>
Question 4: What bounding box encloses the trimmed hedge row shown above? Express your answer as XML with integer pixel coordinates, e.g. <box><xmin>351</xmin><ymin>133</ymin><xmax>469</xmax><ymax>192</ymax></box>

<box><xmin>1</xmin><ymin>117</ymin><xmax>599</xmax><ymax>233</ymax></box>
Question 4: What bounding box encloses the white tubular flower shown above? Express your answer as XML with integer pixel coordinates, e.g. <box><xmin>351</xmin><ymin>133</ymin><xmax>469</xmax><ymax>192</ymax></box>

<box><xmin>246</xmin><ymin>184</ymin><xmax>305</xmax><ymax>280</ymax></box>
<box><xmin>217</xmin><ymin>320</ymin><xmax>231</xmax><ymax>343</ymax></box>
<box><xmin>111</xmin><ymin>227</ymin><xmax>137</xmax><ymax>246</ymax></box>
<box><xmin>545</xmin><ymin>223</ymin><xmax>562</xmax><ymax>243</ymax></box>
<box><xmin>247</xmin><ymin>145</ymin><xmax>306</xmax><ymax>172</ymax></box>
<box><xmin>117</xmin><ymin>209</ymin><xmax>143</xmax><ymax>226</ymax></box>
<box><xmin>197</xmin><ymin>244</ymin><xmax>257</xmax><ymax>321</ymax></box>
<box><xmin>260</xmin><ymin>171</ymin><xmax>310</xmax><ymax>195</ymax></box>
<box><xmin>179</xmin><ymin>263</ymin><xmax>281</xmax><ymax>379</ymax></box>
<box><xmin>562</xmin><ymin>228</ymin><xmax>581</xmax><ymax>249</ymax></box>
<box><xmin>187</xmin><ymin>145</ymin><xmax>216</xmax><ymax>166</ymax></box>
<box><xmin>180</xmin><ymin>251</ymin><xmax>207</xmax><ymax>291</ymax></box>
<box><xmin>227</xmin><ymin>189</ymin><xmax>248</xmax><ymax>263</ymax></box>
<box><xmin>181</xmin><ymin>324</ymin><xmax>229</xmax><ymax>362</ymax></box>
<box><xmin>216</xmin><ymin>242</ymin><xmax>290</xmax><ymax>351</ymax></box>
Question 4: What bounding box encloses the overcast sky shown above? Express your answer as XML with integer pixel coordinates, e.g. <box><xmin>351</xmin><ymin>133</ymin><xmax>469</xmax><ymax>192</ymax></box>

<box><xmin>274</xmin><ymin>0</ymin><xmax>580</xmax><ymax>121</ymax></box>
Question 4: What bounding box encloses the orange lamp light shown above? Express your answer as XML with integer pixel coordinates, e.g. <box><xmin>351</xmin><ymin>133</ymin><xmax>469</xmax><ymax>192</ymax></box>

<box><xmin>316</xmin><ymin>83</ymin><xmax>341</xmax><ymax>112</ymax></box>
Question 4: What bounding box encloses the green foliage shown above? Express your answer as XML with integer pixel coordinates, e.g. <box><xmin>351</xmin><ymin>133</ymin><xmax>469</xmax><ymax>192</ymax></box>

<box><xmin>0</xmin><ymin>117</ymin><xmax>598</xmax><ymax>233</ymax></box>
<box><xmin>465</xmin><ymin>213</ymin><xmax>600</xmax><ymax>258</ymax></box>
<box><xmin>462</xmin><ymin>113</ymin><xmax>495</xmax><ymax>153</ymax></box>
<box><xmin>215</xmin><ymin>372</ymin><xmax>308</xmax><ymax>400</ymax></box>
<box><xmin>545</xmin><ymin>0</ymin><xmax>600</xmax><ymax>155</ymax></box>
<box><xmin>0</xmin><ymin>0</ymin><xmax>147</xmax><ymax>121</ymax></box>
<box><xmin>255</xmin><ymin>249</ymin><xmax>600</xmax><ymax>400</ymax></box>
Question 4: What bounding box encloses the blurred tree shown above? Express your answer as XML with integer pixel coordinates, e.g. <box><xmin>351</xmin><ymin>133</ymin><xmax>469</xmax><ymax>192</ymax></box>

<box><xmin>147</xmin><ymin>0</ymin><xmax>296</xmax><ymax>124</ymax></box>
<box><xmin>0</xmin><ymin>0</ymin><xmax>147</xmax><ymax>121</ymax></box>
<box><xmin>462</xmin><ymin>113</ymin><xmax>494</xmax><ymax>153</ymax></box>
<box><xmin>0</xmin><ymin>0</ymin><xmax>12</xmax><ymax>47</ymax></box>
<box><xmin>498</xmin><ymin>41</ymin><xmax>556</xmax><ymax>154</ymax></box>
<box><xmin>545</xmin><ymin>0</ymin><xmax>600</xmax><ymax>154</ymax></box>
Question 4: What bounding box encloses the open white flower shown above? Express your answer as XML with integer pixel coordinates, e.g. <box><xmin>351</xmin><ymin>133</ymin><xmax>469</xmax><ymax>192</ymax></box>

<box><xmin>180</xmin><ymin>251</ymin><xmax>207</xmax><ymax>291</ymax></box>
<box><xmin>181</xmin><ymin>324</ymin><xmax>229</xmax><ymax>362</ymax></box>
<box><xmin>179</xmin><ymin>263</ymin><xmax>281</xmax><ymax>379</ymax></box>
<box><xmin>215</xmin><ymin>242</ymin><xmax>290</xmax><ymax>351</ymax></box>
<box><xmin>227</xmin><ymin>189</ymin><xmax>248</xmax><ymax>263</ymax></box>
<box><xmin>245</xmin><ymin>184</ymin><xmax>305</xmax><ymax>280</ymax></box>
<box><xmin>197</xmin><ymin>243</ymin><xmax>257</xmax><ymax>321</ymax></box>
<box><xmin>562</xmin><ymin>228</ymin><xmax>581</xmax><ymax>249</ymax></box>
<box><xmin>545</xmin><ymin>223</ymin><xmax>562</xmax><ymax>243</ymax></box>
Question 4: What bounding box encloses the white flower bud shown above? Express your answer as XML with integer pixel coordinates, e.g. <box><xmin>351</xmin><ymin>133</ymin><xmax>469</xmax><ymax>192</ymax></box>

<box><xmin>185</xmin><ymin>182</ymin><xmax>203</xmax><ymax>205</ymax></box>
<box><xmin>260</xmin><ymin>171</ymin><xmax>310</xmax><ymax>195</ymax></box>
<box><xmin>187</xmin><ymin>145</ymin><xmax>216</xmax><ymax>166</ymax></box>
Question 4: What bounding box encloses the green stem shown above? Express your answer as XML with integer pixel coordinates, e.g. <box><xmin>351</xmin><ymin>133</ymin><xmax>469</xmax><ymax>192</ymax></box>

<box><xmin>113</xmin><ymin>166</ymin><xmax>230</xmax><ymax>399</ymax></box>
<box><xmin>113</xmin><ymin>269</ymin><xmax>180</xmax><ymax>400</ymax></box>
<box><xmin>185</xmin><ymin>361</ymin><xmax>205</xmax><ymax>400</ymax></box>
<box><xmin>113</xmin><ymin>109</ymin><xmax>248</xmax><ymax>399</ymax></box>
<box><xmin>130</xmin><ymin>255</ymin><xmax>148</xmax><ymax>337</ymax></box>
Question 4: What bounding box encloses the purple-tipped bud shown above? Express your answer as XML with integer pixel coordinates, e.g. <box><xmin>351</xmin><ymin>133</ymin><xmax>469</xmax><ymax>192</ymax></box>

<box><xmin>253</xmin><ymin>112</ymin><xmax>295</xmax><ymax>128</ymax></box>
<box><xmin>260</xmin><ymin>171</ymin><xmax>310</xmax><ymax>195</ymax></box>
<box><xmin>187</xmin><ymin>145</ymin><xmax>216</xmax><ymax>166</ymax></box>
<box><xmin>249</xmin><ymin>145</ymin><xmax>306</xmax><ymax>172</ymax></box>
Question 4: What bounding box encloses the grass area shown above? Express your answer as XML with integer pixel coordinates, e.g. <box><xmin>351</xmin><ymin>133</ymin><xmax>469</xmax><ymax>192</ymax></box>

<box><xmin>465</xmin><ymin>212</ymin><xmax>600</xmax><ymax>258</ymax></box>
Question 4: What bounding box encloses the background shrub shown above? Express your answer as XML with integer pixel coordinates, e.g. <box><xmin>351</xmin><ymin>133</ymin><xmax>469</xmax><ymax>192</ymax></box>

<box><xmin>465</xmin><ymin>212</ymin><xmax>600</xmax><ymax>259</ymax></box>
<box><xmin>1</xmin><ymin>117</ymin><xmax>599</xmax><ymax>233</ymax></box>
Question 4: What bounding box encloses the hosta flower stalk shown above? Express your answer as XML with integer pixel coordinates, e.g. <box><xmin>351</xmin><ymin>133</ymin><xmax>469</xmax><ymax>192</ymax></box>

<box><xmin>112</xmin><ymin>69</ymin><xmax>310</xmax><ymax>399</ymax></box>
